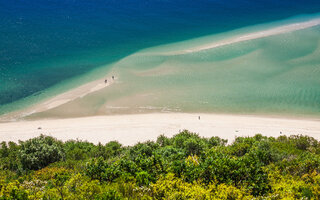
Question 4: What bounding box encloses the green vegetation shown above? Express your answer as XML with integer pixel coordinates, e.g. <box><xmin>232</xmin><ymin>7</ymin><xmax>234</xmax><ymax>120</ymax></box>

<box><xmin>1</xmin><ymin>131</ymin><xmax>320</xmax><ymax>199</ymax></box>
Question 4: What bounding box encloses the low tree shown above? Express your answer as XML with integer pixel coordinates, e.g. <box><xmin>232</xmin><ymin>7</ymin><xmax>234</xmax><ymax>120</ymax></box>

<box><xmin>19</xmin><ymin>135</ymin><xmax>65</xmax><ymax>170</ymax></box>
<box><xmin>208</xmin><ymin>136</ymin><xmax>227</xmax><ymax>147</ymax></box>
<box><xmin>156</xmin><ymin>134</ymin><xmax>171</xmax><ymax>147</ymax></box>
<box><xmin>184</xmin><ymin>138</ymin><xmax>207</xmax><ymax>156</ymax></box>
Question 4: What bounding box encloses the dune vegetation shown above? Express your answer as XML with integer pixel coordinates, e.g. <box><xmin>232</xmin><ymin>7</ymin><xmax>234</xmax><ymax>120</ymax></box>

<box><xmin>0</xmin><ymin>131</ymin><xmax>320</xmax><ymax>199</ymax></box>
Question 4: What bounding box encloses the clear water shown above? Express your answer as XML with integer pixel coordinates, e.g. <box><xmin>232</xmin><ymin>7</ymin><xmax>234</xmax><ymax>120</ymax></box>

<box><xmin>31</xmin><ymin>19</ymin><xmax>320</xmax><ymax>118</ymax></box>
<box><xmin>1</xmin><ymin>0</ymin><xmax>320</xmax><ymax>116</ymax></box>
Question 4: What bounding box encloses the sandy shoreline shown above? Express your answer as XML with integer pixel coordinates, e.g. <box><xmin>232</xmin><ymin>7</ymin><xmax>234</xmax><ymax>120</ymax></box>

<box><xmin>158</xmin><ymin>17</ymin><xmax>320</xmax><ymax>55</ymax></box>
<box><xmin>0</xmin><ymin>113</ymin><xmax>319</xmax><ymax>145</ymax></box>
<box><xmin>2</xmin><ymin>17</ymin><xmax>320</xmax><ymax>122</ymax></box>
<box><xmin>0</xmin><ymin>75</ymin><xmax>116</xmax><ymax>122</ymax></box>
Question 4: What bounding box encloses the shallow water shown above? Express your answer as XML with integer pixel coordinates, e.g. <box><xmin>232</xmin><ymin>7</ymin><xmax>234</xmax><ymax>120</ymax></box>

<box><xmin>1</xmin><ymin>0</ymin><xmax>320</xmax><ymax>116</ymax></box>
<box><xmin>29</xmin><ymin>19</ymin><xmax>320</xmax><ymax>119</ymax></box>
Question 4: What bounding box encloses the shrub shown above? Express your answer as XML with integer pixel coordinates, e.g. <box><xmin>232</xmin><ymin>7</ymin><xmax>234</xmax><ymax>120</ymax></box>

<box><xmin>136</xmin><ymin>171</ymin><xmax>151</xmax><ymax>186</ymax></box>
<box><xmin>85</xmin><ymin>157</ymin><xmax>108</xmax><ymax>181</ymax></box>
<box><xmin>0</xmin><ymin>181</ymin><xmax>28</xmax><ymax>200</ymax></box>
<box><xmin>151</xmin><ymin>173</ymin><xmax>209</xmax><ymax>200</ymax></box>
<box><xmin>98</xmin><ymin>189</ymin><xmax>122</xmax><ymax>200</ymax></box>
<box><xmin>156</xmin><ymin>135</ymin><xmax>171</xmax><ymax>147</ymax></box>
<box><xmin>129</xmin><ymin>141</ymin><xmax>159</xmax><ymax>160</ymax></box>
<box><xmin>208</xmin><ymin>136</ymin><xmax>227</xmax><ymax>147</ymax></box>
<box><xmin>0</xmin><ymin>142</ymin><xmax>20</xmax><ymax>171</ymax></box>
<box><xmin>172</xmin><ymin>130</ymin><xmax>201</xmax><ymax>149</ymax></box>
<box><xmin>105</xmin><ymin>141</ymin><xmax>123</xmax><ymax>157</ymax></box>
<box><xmin>289</xmin><ymin>135</ymin><xmax>319</xmax><ymax>151</ymax></box>
<box><xmin>200</xmin><ymin>149</ymin><xmax>270</xmax><ymax>195</ymax></box>
<box><xmin>1</xmin><ymin>132</ymin><xmax>320</xmax><ymax>199</ymax></box>
<box><xmin>184</xmin><ymin>138</ymin><xmax>207</xmax><ymax>156</ymax></box>
<box><xmin>65</xmin><ymin>173</ymin><xmax>101</xmax><ymax>200</ymax></box>
<box><xmin>156</xmin><ymin>146</ymin><xmax>184</xmax><ymax>162</ymax></box>
<box><xmin>64</xmin><ymin>140</ymin><xmax>95</xmax><ymax>160</ymax></box>
<box><xmin>19</xmin><ymin>135</ymin><xmax>65</xmax><ymax>170</ymax></box>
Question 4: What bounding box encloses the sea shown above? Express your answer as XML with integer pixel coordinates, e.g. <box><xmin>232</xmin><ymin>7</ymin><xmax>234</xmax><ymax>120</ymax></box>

<box><xmin>1</xmin><ymin>0</ymin><xmax>320</xmax><ymax>117</ymax></box>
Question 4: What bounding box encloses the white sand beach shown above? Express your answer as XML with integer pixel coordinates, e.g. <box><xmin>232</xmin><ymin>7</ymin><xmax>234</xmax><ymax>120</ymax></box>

<box><xmin>0</xmin><ymin>113</ymin><xmax>319</xmax><ymax>145</ymax></box>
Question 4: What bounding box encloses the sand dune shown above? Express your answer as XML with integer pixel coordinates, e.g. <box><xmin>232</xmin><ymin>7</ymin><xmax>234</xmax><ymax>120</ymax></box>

<box><xmin>0</xmin><ymin>113</ymin><xmax>319</xmax><ymax>145</ymax></box>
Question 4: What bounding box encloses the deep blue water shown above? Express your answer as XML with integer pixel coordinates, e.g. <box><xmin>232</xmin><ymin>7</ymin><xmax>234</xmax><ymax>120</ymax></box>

<box><xmin>1</xmin><ymin>0</ymin><xmax>320</xmax><ymax>111</ymax></box>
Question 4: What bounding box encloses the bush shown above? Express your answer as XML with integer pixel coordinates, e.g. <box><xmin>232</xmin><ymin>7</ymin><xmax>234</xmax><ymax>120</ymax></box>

<box><xmin>156</xmin><ymin>135</ymin><xmax>171</xmax><ymax>147</ymax></box>
<box><xmin>136</xmin><ymin>171</ymin><xmax>151</xmax><ymax>186</ymax></box>
<box><xmin>0</xmin><ymin>181</ymin><xmax>28</xmax><ymax>200</ymax></box>
<box><xmin>19</xmin><ymin>135</ymin><xmax>65</xmax><ymax>170</ymax></box>
<box><xmin>98</xmin><ymin>189</ymin><xmax>122</xmax><ymax>200</ymax></box>
<box><xmin>200</xmin><ymin>149</ymin><xmax>270</xmax><ymax>195</ymax></box>
<box><xmin>85</xmin><ymin>157</ymin><xmax>108</xmax><ymax>181</ymax></box>
<box><xmin>156</xmin><ymin>146</ymin><xmax>184</xmax><ymax>162</ymax></box>
<box><xmin>0</xmin><ymin>142</ymin><xmax>20</xmax><ymax>171</ymax></box>
<box><xmin>1</xmin><ymin>132</ymin><xmax>320</xmax><ymax>199</ymax></box>
<box><xmin>184</xmin><ymin>138</ymin><xmax>206</xmax><ymax>156</ymax></box>
<box><xmin>208</xmin><ymin>136</ymin><xmax>227</xmax><ymax>147</ymax></box>
<box><xmin>289</xmin><ymin>135</ymin><xmax>319</xmax><ymax>151</ymax></box>
<box><xmin>172</xmin><ymin>130</ymin><xmax>201</xmax><ymax>149</ymax></box>
<box><xmin>105</xmin><ymin>141</ymin><xmax>123</xmax><ymax>158</ymax></box>
<box><xmin>64</xmin><ymin>140</ymin><xmax>95</xmax><ymax>160</ymax></box>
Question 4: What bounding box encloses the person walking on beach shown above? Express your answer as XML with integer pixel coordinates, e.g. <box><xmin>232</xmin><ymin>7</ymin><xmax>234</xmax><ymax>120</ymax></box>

<box><xmin>105</xmin><ymin>79</ymin><xmax>107</xmax><ymax>84</ymax></box>
<box><xmin>112</xmin><ymin>75</ymin><xmax>114</xmax><ymax>80</ymax></box>
<box><xmin>198</xmin><ymin>116</ymin><xmax>200</xmax><ymax>120</ymax></box>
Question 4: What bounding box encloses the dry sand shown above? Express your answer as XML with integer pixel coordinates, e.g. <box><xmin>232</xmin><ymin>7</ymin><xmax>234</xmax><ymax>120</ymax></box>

<box><xmin>0</xmin><ymin>113</ymin><xmax>319</xmax><ymax>145</ymax></box>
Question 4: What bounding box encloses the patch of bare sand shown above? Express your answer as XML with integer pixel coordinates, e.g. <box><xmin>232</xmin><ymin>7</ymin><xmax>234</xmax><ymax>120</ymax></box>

<box><xmin>0</xmin><ymin>113</ymin><xmax>319</xmax><ymax>145</ymax></box>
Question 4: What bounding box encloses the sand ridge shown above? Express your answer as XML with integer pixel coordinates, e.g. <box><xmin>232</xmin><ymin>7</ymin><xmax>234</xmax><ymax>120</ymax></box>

<box><xmin>149</xmin><ymin>18</ymin><xmax>320</xmax><ymax>55</ymax></box>
<box><xmin>0</xmin><ymin>75</ymin><xmax>116</xmax><ymax>122</ymax></box>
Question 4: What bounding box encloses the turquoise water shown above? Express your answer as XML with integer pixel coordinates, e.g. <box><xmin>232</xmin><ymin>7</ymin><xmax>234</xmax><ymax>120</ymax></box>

<box><xmin>1</xmin><ymin>1</ymin><xmax>320</xmax><ymax>116</ymax></box>
<box><xmin>30</xmin><ymin>16</ymin><xmax>320</xmax><ymax>118</ymax></box>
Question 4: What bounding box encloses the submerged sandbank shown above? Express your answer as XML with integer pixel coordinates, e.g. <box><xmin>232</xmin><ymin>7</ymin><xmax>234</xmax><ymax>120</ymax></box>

<box><xmin>1</xmin><ymin>15</ymin><xmax>320</xmax><ymax>121</ymax></box>
<box><xmin>0</xmin><ymin>113</ymin><xmax>319</xmax><ymax>145</ymax></box>
<box><xmin>166</xmin><ymin>18</ymin><xmax>320</xmax><ymax>55</ymax></box>
<box><xmin>0</xmin><ymin>75</ymin><xmax>117</xmax><ymax>122</ymax></box>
